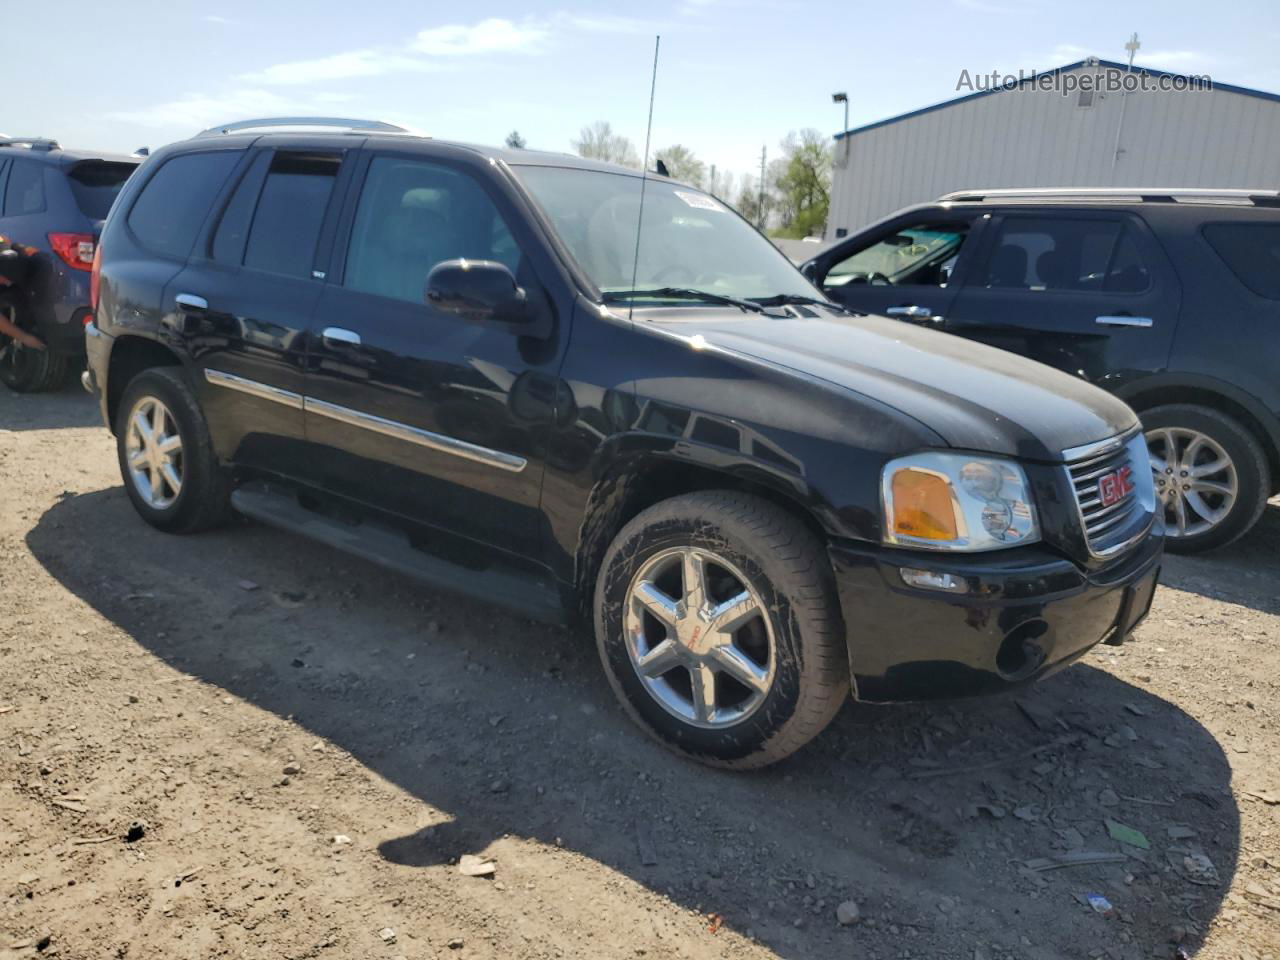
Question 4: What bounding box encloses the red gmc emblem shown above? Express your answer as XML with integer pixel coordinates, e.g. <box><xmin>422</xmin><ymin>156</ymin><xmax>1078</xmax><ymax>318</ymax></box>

<box><xmin>1098</xmin><ymin>466</ymin><xmax>1135</xmax><ymax>507</ymax></box>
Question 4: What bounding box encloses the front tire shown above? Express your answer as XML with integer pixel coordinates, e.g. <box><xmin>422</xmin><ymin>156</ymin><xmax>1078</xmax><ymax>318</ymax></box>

<box><xmin>1143</xmin><ymin>404</ymin><xmax>1270</xmax><ymax>554</ymax></box>
<box><xmin>594</xmin><ymin>491</ymin><xmax>849</xmax><ymax>769</ymax></box>
<box><xmin>115</xmin><ymin>367</ymin><xmax>231</xmax><ymax>534</ymax></box>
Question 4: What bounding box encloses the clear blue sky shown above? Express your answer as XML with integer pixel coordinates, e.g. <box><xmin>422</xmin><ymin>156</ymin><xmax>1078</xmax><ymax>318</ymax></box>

<box><xmin>7</xmin><ymin>0</ymin><xmax>1279</xmax><ymax>187</ymax></box>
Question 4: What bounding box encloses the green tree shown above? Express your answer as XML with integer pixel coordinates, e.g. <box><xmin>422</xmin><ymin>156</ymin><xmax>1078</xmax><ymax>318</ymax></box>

<box><xmin>770</xmin><ymin>129</ymin><xmax>831</xmax><ymax>239</ymax></box>
<box><xmin>505</xmin><ymin>130</ymin><xmax>527</xmax><ymax>149</ymax></box>
<box><xmin>654</xmin><ymin>144</ymin><xmax>705</xmax><ymax>187</ymax></box>
<box><xmin>572</xmin><ymin>121</ymin><xmax>640</xmax><ymax>168</ymax></box>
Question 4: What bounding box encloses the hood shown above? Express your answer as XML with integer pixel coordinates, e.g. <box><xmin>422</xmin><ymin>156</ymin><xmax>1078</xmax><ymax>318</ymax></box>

<box><xmin>651</xmin><ymin>309</ymin><xmax>1137</xmax><ymax>462</ymax></box>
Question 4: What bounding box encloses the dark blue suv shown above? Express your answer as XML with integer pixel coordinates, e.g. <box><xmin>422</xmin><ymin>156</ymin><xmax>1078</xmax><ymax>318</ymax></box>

<box><xmin>0</xmin><ymin>137</ymin><xmax>138</xmax><ymax>391</ymax></box>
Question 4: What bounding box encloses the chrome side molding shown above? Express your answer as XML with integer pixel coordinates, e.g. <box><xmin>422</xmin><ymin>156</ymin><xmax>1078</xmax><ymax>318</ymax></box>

<box><xmin>304</xmin><ymin>397</ymin><xmax>527</xmax><ymax>473</ymax></box>
<box><xmin>204</xmin><ymin>369</ymin><xmax>303</xmax><ymax>410</ymax></box>
<box><xmin>1095</xmin><ymin>315</ymin><xmax>1153</xmax><ymax>328</ymax></box>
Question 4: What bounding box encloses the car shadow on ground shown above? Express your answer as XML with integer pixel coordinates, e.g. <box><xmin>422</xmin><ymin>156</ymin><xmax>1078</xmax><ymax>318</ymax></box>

<box><xmin>27</xmin><ymin>487</ymin><xmax>1239</xmax><ymax>960</ymax></box>
<box><xmin>0</xmin><ymin>380</ymin><xmax>102</xmax><ymax>431</ymax></box>
<box><xmin>1160</xmin><ymin>498</ymin><xmax>1280</xmax><ymax>617</ymax></box>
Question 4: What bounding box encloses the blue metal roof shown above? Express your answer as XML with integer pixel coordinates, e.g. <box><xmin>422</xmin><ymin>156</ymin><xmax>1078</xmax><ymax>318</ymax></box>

<box><xmin>834</xmin><ymin>59</ymin><xmax>1280</xmax><ymax>141</ymax></box>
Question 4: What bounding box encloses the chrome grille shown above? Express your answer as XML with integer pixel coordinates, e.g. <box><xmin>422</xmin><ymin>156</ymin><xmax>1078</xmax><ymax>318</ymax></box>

<box><xmin>1063</xmin><ymin>431</ymin><xmax>1156</xmax><ymax>557</ymax></box>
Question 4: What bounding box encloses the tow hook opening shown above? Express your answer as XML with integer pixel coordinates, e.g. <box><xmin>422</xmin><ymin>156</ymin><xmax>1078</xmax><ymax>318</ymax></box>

<box><xmin>996</xmin><ymin>619</ymin><xmax>1050</xmax><ymax>680</ymax></box>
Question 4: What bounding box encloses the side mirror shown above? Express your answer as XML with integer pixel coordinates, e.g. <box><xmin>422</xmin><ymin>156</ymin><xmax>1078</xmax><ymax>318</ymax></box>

<box><xmin>425</xmin><ymin>259</ymin><xmax>530</xmax><ymax>326</ymax></box>
<box><xmin>799</xmin><ymin>260</ymin><xmax>820</xmax><ymax>283</ymax></box>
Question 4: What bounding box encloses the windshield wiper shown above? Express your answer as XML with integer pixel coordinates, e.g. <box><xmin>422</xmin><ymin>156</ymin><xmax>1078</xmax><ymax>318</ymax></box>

<box><xmin>602</xmin><ymin>287</ymin><xmax>786</xmax><ymax>317</ymax></box>
<box><xmin>749</xmin><ymin>293</ymin><xmax>859</xmax><ymax>315</ymax></box>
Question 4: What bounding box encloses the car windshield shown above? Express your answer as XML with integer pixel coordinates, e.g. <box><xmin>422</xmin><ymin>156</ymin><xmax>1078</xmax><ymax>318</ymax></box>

<box><xmin>513</xmin><ymin>164</ymin><xmax>817</xmax><ymax>304</ymax></box>
<box><xmin>67</xmin><ymin>160</ymin><xmax>138</xmax><ymax>220</ymax></box>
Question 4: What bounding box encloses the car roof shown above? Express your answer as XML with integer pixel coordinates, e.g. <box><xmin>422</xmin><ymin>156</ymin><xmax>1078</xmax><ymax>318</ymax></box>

<box><xmin>0</xmin><ymin>142</ymin><xmax>141</xmax><ymax>167</ymax></box>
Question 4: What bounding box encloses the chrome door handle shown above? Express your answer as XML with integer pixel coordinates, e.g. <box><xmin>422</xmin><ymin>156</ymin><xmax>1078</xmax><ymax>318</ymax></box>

<box><xmin>886</xmin><ymin>305</ymin><xmax>933</xmax><ymax>318</ymax></box>
<box><xmin>322</xmin><ymin>326</ymin><xmax>361</xmax><ymax>348</ymax></box>
<box><xmin>1096</xmin><ymin>315</ymin><xmax>1153</xmax><ymax>328</ymax></box>
<box><xmin>175</xmin><ymin>293</ymin><xmax>208</xmax><ymax>312</ymax></box>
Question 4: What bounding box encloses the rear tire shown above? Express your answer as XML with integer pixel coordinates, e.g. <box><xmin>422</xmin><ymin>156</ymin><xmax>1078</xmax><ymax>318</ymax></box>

<box><xmin>594</xmin><ymin>491</ymin><xmax>849</xmax><ymax>769</ymax></box>
<box><xmin>0</xmin><ymin>299</ymin><xmax>69</xmax><ymax>393</ymax></box>
<box><xmin>115</xmin><ymin>367</ymin><xmax>231</xmax><ymax>534</ymax></box>
<box><xmin>1142</xmin><ymin>403</ymin><xmax>1270</xmax><ymax>554</ymax></box>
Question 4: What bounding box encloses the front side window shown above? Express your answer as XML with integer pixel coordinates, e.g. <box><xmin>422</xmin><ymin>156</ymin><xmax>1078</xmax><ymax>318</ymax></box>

<box><xmin>4</xmin><ymin>160</ymin><xmax>46</xmax><ymax>216</ymax></box>
<box><xmin>345</xmin><ymin>156</ymin><xmax>521</xmax><ymax>304</ymax></box>
<box><xmin>513</xmin><ymin>165</ymin><xmax>814</xmax><ymax>302</ymax></box>
<box><xmin>243</xmin><ymin>153</ymin><xmax>341</xmax><ymax>278</ymax></box>
<box><xmin>981</xmin><ymin>217</ymin><xmax>1149</xmax><ymax>293</ymax></box>
<box><xmin>826</xmin><ymin>223</ymin><xmax>968</xmax><ymax>288</ymax></box>
<box><xmin>128</xmin><ymin>151</ymin><xmax>239</xmax><ymax>259</ymax></box>
<box><xmin>1203</xmin><ymin>223</ymin><xmax>1280</xmax><ymax>300</ymax></box>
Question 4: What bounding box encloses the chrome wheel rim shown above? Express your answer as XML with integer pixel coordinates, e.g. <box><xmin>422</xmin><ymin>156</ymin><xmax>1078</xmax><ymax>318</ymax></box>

<box><xmin>623</xmin><ymin>546</ymin><xmax>776</xmax><ymax>729</ymax></box>
<box><xmin>125</xmin><ymin>396</ymin><xmax>184</xmax><ymax>509</ymax></box>
<box><xmin>1146</xmin><ymin>426</ymin><xmax>1237</xmax><ymax>538</ymax></box>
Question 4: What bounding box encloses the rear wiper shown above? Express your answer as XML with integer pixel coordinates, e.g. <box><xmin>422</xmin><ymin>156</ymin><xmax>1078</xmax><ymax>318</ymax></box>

<box><xmin>749</xmin><ymin>293</ymin><xmax>859</xmax><ymax>315</ymax></box>
<box><xmin>603</xmin><ymin>287</ymin><xmax>786</xmax><ymax>317</ymax></box>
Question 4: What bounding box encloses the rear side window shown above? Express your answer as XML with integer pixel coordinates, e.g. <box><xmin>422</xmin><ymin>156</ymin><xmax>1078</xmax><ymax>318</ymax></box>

<box><xmin>981</xmin><ymin>217</ymin><xmax>1150</xmax><ymax>293</ymax></box>
<box><xmin>1203</xmin><ymin>223</ymin><xmax>1280</xmax><ymax>300</ymax></box>
<box><xmin>127</xmin><ymin>151</ymin><xmax>239</xmax><ymax>259</ymax></box>
<box><xmin>4</xmin><ymin>160</ymin><xmax>46</xmax><ymax>215</ymax></box>
<box><xmin>67</xmin><ymin>161</ymin><xmax>137</xmax><ymax>220</ymax></box>
<box><xmin>242</xmin><ymin>153</ymin><xmax>340</xmax><ymax>279</ymax></box>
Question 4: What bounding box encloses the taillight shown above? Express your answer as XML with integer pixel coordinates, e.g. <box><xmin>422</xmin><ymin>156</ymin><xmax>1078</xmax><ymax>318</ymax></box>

<box><xmin>90</xmin><ymin>243</ymin><xmax>103</xmax><ymax>315</ymax></box>
<box><xmin>49</xmin><ymin>232</ymin><xmax>96</xmax><ymax>272</ymax></box>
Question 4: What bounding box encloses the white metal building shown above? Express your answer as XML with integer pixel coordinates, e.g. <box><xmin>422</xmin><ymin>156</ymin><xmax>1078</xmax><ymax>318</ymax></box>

<box><xmin>826</xmin><ymin>59</ymin><xmax>1280</xmax><ymax>240</ymax></box>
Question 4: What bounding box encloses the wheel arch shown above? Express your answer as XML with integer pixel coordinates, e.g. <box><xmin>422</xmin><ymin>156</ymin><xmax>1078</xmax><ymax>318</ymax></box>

<box><xmin>106</xmin><ymin>335</ymin><xmax>185</xmax><ymax>434</ymax></box>
<box><xmin>571</xmin><ymin>448</ymin><xmax>839</xmax><ymax>623</ymax></box>
<box><xmin>1117</xmin><ymin>374</ymin><xmax>1280</xmax><ymax>493</ymax></box>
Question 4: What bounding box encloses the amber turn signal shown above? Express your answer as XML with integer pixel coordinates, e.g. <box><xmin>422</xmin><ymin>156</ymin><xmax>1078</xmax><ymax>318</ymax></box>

<box><xmin>890</xmin><ymin>468</ymin><xmax>960</xmax><ymax>540</ymax></box>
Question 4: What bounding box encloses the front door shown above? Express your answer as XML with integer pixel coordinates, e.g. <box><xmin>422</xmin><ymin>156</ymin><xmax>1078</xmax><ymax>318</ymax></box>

<box><xmin>809</xmin><ymin>211</ymin><xmax>986</xmax><ymax>325</ymax></box>
<box><xmin>302</xmin><ymin>149</ymin><xmax>563</xmax><ymax>559</ymax></box>
<box><xmin>944</xmin><ymin>210</ymin><xmax>1182</xmax><ymax>386</ymax></box>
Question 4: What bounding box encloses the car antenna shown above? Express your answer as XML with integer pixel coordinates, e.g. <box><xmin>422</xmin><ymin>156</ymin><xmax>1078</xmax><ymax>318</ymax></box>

<box><xmin>627</xmin><ymin>35</ymin><xmax>661</xmax><ymax>323</ymax></box>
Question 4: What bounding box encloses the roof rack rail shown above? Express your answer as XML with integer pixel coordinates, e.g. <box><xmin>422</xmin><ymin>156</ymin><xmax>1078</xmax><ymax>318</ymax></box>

<box><xmin>195</xmin><ymin>117</ymin><xmax>413</xmax><ymax>138</ymax></box>
<box><xmin>0</xmin><ymin>136</ymin><xmax>61</xmax><ymax>151</ymax></box>
<box><xmin>939</xmin><ymin>187</ymin><xmax>1280</xmax><ymax>207</ymax></box>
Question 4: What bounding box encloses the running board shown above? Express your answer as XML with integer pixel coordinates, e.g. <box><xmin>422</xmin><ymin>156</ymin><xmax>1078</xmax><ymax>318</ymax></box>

<box><xmin>230</xmin><ymin>482</ymin><xmax>564</xmax><ymax>624</ymax></box>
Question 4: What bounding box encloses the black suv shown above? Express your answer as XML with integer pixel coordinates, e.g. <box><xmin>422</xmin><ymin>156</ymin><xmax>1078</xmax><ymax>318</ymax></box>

<box><xmin>0</xmin><ymin>137</ymin><xmax>138</xmax><ymax>391</ymax></box>
<box><xmin>86</xmin><ymin>119</ymin><xmax>1162</xmax><ymax>768</ymax></box>
<box><xmin>803</xmin><ymin>188</ymin><xmax>1280</xmax><ymax>554</ymax></box>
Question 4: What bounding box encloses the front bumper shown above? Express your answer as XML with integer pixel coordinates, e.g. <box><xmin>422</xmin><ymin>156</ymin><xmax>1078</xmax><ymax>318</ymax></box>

<box><xmin>830</xmin><ymin>527</ymin><xmax>1163</xmax><ymax>702</ymax></box>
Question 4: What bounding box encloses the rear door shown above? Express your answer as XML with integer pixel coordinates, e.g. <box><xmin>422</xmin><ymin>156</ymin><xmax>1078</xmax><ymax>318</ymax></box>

<box><xmin>945</xmin><ymin>210</ymin><xmax>1181</xmax><ymax>385</ymax></box>
<box><xmin>165</xmin><ymin>139</ymin><xmax>357</xmax><ymax>480</ymax></box>
<box><xmin>807</xmin><ymin>208</ymin><xmax>987</xmax><ymax>324</ymax></box>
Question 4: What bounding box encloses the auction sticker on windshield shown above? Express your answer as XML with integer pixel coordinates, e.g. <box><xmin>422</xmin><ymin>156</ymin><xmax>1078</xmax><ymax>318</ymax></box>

<box><xmin>675</xmin><ymin>191</ymin><xmax>724</xmax><ymax>212</ymax></box>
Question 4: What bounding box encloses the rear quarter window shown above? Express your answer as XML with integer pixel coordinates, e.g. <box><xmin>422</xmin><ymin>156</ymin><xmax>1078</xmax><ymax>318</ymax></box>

<box><xmin>67</xmin><ymin>161</ymin><xmax>138</xmax><ymax>220</ymax></box>
<box><xmin>1202</xmin><ymin>222</ymin><xmax>1280</xmax><ymax>300</ymax></box>
<box><xmin>3</xmin><ymin>159</ymin><xmax>46</xmax><ymax>216</ymax></box>
<box><xmin>127</xmin><ymin>151</ymin><xmax>239</xmax><ymax>259</ymax></box>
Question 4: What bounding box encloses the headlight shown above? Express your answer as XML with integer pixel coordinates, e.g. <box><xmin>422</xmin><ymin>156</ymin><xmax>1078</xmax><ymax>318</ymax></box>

<box><xmin>881</xmin><ymin>452</ymin><xmax>1039</xmax><ymax>551</ymax></box>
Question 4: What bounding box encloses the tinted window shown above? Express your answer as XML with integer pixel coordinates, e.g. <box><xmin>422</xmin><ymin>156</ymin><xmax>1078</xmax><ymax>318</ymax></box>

<box><xmin>67</xmin><ymin>161</ymin><xmax>137</xmax><ymax>220</ymax></box>
<box><xmin>212</xmin><ymin>151</ymin><xmax>272</xmax><ymax>264</ymax></box>
<box><xmin>243</xmin><ymin>153</ymin><xmax>340</xmax><ymax>278</ymax></box>
<box><xmin>128</xmin><ymin>151</ymin><xmax>239</xmax><ymax>258</ymax></box>
<box><xmin>827</xmin><ymin>222</ymin><xmax>968</xmax><ymax>288</ymax></box>
<box><xmin>982</xmin><ymin>217</ymin><xmax>1147</xmax><ymax>292</ymax></box>
<box><xmin>345</xmin><ymin>156</ymin><xmax>520</xmax><ymax>304</ymax></box>
<box><xmin>4</xmin><ymin>160</ymin><xmax>46</xmax><ymax>216</ymax></box>
<box><xmin>1203</xmin><ymin>223</ymin><xmax>1280</xmax><ymax>300</ymax></box>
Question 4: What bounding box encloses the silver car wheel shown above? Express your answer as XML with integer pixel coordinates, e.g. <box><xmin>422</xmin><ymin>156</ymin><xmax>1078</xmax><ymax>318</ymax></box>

<box><xmin>124</xmin><ymin>396</ymin><xmax>184</xmax><ymax>510</ymax></box>
<box><xmin>1146</xmin><ymin>426</ymin><xmax>1238</xmax><ymax>538</ymax></box>
<box><xmin>623</xmin><ymin>546</ymin><xmax>776</xmax><ymax>729</ymax></box>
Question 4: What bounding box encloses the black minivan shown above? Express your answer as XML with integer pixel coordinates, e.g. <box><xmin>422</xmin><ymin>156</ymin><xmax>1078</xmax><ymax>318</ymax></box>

<box><xmin>86</xmin><ymin>120</ymin><xmax>1162</xmax><ymax>768</ymax></box>
<box><xmin>802</xmin><ymin>188</ymin><xmax>1280</xmax><ymax>554</ymax></box>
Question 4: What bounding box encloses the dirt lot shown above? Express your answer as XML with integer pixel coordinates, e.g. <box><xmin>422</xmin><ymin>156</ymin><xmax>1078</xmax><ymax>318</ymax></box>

<box><xmin>2</xmin><ymin>383</ymin><xmax>1278</xmax><ymax>960</ymax></box>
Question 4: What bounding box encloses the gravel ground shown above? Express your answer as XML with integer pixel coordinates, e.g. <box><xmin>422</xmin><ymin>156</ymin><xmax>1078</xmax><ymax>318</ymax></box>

<box><xmin>2</xmin><ymin>383</ymin><xmax>1278</xmax><ymax>960</ymax></box>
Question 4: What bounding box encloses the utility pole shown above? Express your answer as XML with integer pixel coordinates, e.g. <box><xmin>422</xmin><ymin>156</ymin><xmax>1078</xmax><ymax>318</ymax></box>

<box><xmin>757</xmin><ymin>145</ymin><xmax>767</xmax><ymax>230</ymax></box>
<box><xmin>1111</xmin><ymin>32</ymin><xmax>1140</xmax><ymax>172</ymax></box>
<box><xmin>709</xmin><ymin>163</ymin><xmax>717</xmax><ymax>197</ymax></box>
